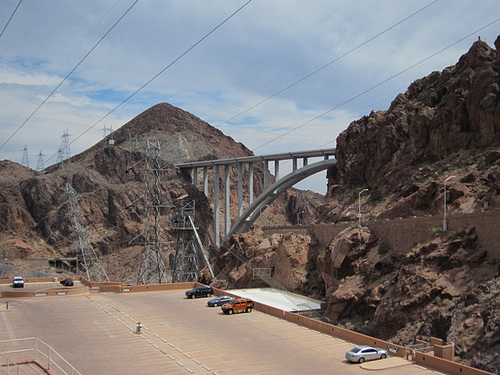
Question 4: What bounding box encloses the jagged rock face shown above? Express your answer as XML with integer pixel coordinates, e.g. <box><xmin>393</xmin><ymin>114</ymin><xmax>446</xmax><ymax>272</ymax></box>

<box><xmin>319</xmin><ymin>37</ymin><xmax>500</xmax><ymax>222</ymax></box>
<box><xmin>332</xmin><ymin>38</ymin><xmax>500</xmax><ymax>196</ymax></box>
<box><xmin>202</xmin><ymin>228</ymin><xmax>312</xmax><ymax>294</ymax></box>
<box><xmin>313</xmin><ymin>226</ymin><xmax>499</xmax><ymax>372</ymax></box>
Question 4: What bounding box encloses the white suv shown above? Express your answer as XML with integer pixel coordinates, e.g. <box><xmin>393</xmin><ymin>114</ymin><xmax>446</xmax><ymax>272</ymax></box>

<box><xmin>12</xmin><ymin>276</ymin><xmax>24</xmax><ymax>288</ymax></box>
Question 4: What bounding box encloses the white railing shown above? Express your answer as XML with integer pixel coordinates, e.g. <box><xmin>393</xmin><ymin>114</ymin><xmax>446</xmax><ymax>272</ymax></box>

<box><xmin>0</xmin><ymin>351</ymin><xmax>32</xmax><ymax>374</ymax></box>
<box><xmin>0</xmin><ymin>337</ymin><xmax>81</xmax><ymax>375</ymax></box>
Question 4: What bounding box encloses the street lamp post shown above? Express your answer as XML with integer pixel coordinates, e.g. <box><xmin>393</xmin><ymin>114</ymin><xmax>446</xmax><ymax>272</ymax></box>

<box><xmin>358</xmin><ymin>188</ymin><xmax>369</xmax><ymax>226</ymax></box>
<box><xmin>443</xmin><ymin>176</ymin><xmax>455</xmax><ymax>231</ymax></box>
<box><xmin>297</xmin><ymin>210</ymin><xmax>304</xmax><ymax>225</ymax></box>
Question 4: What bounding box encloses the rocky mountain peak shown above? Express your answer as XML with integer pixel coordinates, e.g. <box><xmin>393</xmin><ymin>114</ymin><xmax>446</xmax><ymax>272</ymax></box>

<box><xmin>321</xmin><ymin>36</ymin><xmax>500</xmax><ymax>221</ymax></box>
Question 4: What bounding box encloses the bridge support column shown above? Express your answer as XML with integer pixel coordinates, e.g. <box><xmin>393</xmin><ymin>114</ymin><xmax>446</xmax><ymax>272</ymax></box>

<box><xmin>192</xmin><ymin>167</ymin><xmax>198</xmax><ymax>188</ymax></box>
<box><xmin>237</xmin><ymin>163</ymin><xmax>243</xmax><ymax>216</ymax></box>
<box><xmin>249</xmin><ymin>163</ymin><xmax>254</xmax><ymax>206</ymax></box>
<box><xmin>225</xmin><ymin>165</ymin><xmax>230</xmax><ymax>237</ymax></box>
<box><xmin>203</xmin><ymin>167</ymin><xmax>208</xmax><ymax>197</ymax></box>
<box><xmin>303</xmin><ymin>157</ymin><xmax>308</xmax><ymax>167</ymax></box>
<box><xmin>293</xmin><ymin>158</ymin><xmax>297</xmax><ymax>171</ymax></box>
<box><xmin>214</xmin><ymin>165</ymin><xmax>220</xmax><ymax>247</ymax></box>
<box><xmin>264</xmin><ymin>160</ymin><xmax>269</xmax><ymax>188</ymax></box>
<box><xmin>274</xmin><ymin>160</ymin><xmax>280</xmax><ymax>181</ymax></box>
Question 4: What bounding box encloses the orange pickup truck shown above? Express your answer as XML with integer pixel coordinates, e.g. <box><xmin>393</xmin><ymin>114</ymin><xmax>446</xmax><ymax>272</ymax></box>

<box><xmin>221</xmin><ymin>298</ymin><xmax>254</xmax><ymax>315</ymax></box>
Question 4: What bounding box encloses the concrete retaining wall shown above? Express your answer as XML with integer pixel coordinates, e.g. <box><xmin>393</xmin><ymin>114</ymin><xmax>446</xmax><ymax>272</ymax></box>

<box><xmin>263</xmin><ymin>209</ymin><xmax>500</xmax><ymax>261</ymax></box>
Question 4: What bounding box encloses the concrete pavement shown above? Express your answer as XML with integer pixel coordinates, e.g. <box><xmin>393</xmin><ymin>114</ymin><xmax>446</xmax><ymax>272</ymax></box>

<box><xmin>0</xmin><ymin>289</ymin><xmax>436</xmax><ymax>375</ymax></box>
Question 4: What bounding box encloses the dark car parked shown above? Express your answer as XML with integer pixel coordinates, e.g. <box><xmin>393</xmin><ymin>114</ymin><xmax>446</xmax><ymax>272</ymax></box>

<box><xmin>60</xmin><ymin>278</ymin><xmax>74</xmax><ymax>286</ymax></box>
<box><xmin>207</xmin><ymin>296</ymin><xmax>234</xmax><ymax>307</ymax></box>
<box><xmin>185</xmin><ymin>285</ymin><xmax>213</xmax><ymax>299</ymax></box>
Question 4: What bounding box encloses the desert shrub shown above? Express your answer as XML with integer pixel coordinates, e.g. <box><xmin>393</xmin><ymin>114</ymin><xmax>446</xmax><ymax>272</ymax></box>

<box><xmin>378</xmin><ymin>243</ymin><xmax>390</xmax><ymax>255</ymax></box>
<box><xmin>432</xmin><ymin>227</ymin><xmax>442</xmax><ymax>236</ymax></box>
<box><xmin>451</xmin><ymin>227</ymin><xmax>466</xmax><ymax>240</ymax></box>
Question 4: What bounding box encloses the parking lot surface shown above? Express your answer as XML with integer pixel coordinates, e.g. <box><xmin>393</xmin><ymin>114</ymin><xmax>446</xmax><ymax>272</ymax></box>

<box><xmin>0</xmin><ymin>289</ymin><xmax>436</xmax><ymax>374</ymax></box>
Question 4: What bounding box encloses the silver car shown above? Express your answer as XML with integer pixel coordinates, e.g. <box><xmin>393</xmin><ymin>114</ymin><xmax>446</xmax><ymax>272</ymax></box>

<box><xmin>345</xmin><ymin>345</ymin><xmax>388</xmax><ymax>363</ymax></box>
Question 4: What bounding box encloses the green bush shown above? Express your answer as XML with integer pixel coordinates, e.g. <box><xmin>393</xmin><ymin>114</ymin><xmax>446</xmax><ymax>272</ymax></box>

<box><xmin>451</xmin><ymin>227</ymin><xmax>466</xmax><ymax>240</ymax></box>
<box><xmin>432</xmin><ymin>227</ymin><xmax>442</xmax><ymax>236</ymax></box>
<box><xmin>378</xmin><ymin>243</ymin><xmax>390</xmax><ymax>255</ymax></box>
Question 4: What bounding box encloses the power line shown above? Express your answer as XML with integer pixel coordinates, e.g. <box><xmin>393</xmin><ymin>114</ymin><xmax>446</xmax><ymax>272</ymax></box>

<box><xmin>189</xmin><ymin>0</ymin><xmax>384</xmax><ymax>118</ymax></box>
<box><xmin>216</xmin><ymin>0</ymin><xmax>440</xmax><ymax>130</ymax></box>
<box><xmin>0</xmin><ymin>0</ymin><xmax>22</xmax><ymax>39</ymax></box>
<box><xmin>0</xmin><ymin>0</ymin><xmax>139</xmax><ymax>152</ymax></box>
<box><xmin>0</xmin><ymin>0</ymin><xmax>122</xmax><ymax>141</ymax></box>
<box><xmin>257</xmin><ymin>17</ymin><xmax>500</xmax><ymax>152</ymax></box>
<box><xmin>45</xmin><ymin>0</ymin><xmax>253</xmax><ymax>165</ymax></box>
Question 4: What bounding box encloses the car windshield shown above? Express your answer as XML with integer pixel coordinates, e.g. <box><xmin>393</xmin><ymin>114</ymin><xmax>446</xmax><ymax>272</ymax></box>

<box><xmin>351</xmin><ymin>347</ymin><xmax>362</xmax><ymax>353</ymax></box>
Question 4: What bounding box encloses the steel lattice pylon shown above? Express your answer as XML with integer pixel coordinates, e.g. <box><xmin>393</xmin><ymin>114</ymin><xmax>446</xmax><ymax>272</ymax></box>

<box><xmin>133</xmin><ymin>141</ymin><xmax>171</xmax><ymax>284</ymax></box>
<box><xmin>171</xmin><ymin>196</ymin><xmax>213</xmax><ymax>282</ymax></box>
<box><xmin>171</xmin><ymin>196</ymin><xmax>199</xmax><ymax>282</ymax></box>
<box><xmin>63</xmin><ymin>183</ymin><xmax>109</xmax><ymax>282</ymax></box>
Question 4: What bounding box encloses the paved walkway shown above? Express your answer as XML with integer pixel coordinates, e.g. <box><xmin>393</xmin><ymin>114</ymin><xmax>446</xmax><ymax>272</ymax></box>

<box><xmin>0</xmin><ymin>289</ymin><xmax>437</xmax><ymax>375</ymax></box>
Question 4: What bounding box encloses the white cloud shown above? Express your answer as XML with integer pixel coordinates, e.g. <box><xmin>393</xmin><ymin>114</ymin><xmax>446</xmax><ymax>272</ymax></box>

<box><xmin>0</xmin><ymin>0</ymin><xmax>498</xmax><ymax>192</ymax></box>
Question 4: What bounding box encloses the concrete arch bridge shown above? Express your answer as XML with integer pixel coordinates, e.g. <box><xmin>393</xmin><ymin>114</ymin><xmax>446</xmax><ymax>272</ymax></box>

<box><xmin>176</xmin><ymin>148</ymin><xmax>336</xmax><ymax>246</ymax></box>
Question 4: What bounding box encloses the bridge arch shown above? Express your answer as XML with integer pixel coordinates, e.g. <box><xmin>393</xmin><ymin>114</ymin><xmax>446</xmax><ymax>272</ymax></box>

<box><xmin>176</xmin><ymin>148</ymin><xmax>336</xmax><ymax>246</ymax></box>
<box><xmin>226</xmin><ymin>158</ymin><xmax>336</xmax><ymax>238</ymax></box>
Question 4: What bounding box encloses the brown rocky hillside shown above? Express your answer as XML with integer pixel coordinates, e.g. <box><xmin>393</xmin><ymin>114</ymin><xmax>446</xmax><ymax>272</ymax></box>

<box><xmin>207</xmin><ymin>37</ymin><xmax>500</xmax><ymax>373</ymax></box>
<box><xmin>0</xmin><ymin>103</ymin><xmax>320</xmax><ymax>281</ymax></box>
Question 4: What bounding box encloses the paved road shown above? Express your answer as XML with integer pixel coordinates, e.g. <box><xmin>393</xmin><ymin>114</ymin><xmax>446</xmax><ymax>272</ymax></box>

<box><xmin>0</xmin><ymin>289</ymin><xmax>436</xmax><ymax>375</ymax></box>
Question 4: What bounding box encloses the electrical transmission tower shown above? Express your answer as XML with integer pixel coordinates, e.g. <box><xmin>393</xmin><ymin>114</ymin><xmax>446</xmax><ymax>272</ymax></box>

<box><xmin>36</xmin><ymin>149</ymin><xmax>45</xmax><ymax>171</ymax></box>
<box><xmin>57</xmin><ymin>130</ymin><xmax>71</xmax><ymax>168</ymax></box>
<box><xmin>62</xmin><ymin>183</ymin><xmax>109</xmax><ymax>282</ymax></box>
<box><xmin>132</xmin><ymin>141</ymin><xmax>171</xmax><ymax>284</ymax></box>
<box><xmin>21</xmin><ymin>145</ymin><xmax>29</xmax><ymax>168</ymax></box>
<box><xmin>101</xmin><ymin>124</ymin><xmax>113</xmax><ymax>138</ymax></box>
<box><xmin>171</xmin><ymin>195</ymin><xmax>213</xmax><ymax>282</ymax></box>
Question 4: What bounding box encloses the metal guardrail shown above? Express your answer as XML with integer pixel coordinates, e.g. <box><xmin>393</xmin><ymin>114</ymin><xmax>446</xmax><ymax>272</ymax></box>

<box><xmin>0</xmin><ymin>337</ymin><xmax>81</xmax><ymax>375</ymax></box>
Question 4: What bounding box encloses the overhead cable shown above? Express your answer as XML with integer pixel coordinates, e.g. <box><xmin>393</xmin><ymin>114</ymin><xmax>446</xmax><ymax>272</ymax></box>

<box><xmin>45</xmin><ymin>0</ymin><xmax>254</xmax><ymax>164</ymax></box>
<box><xmin>0</xmin><ymin>0</ymin><xmax>122</xmax><ymax>140</ymax></box>
<box><xmin>217</xmin><ymin>0</ymin><xmax>439</xmax><ymax>129</ymax></box>
<box><xmin>257</xmin><ymin>17</ymin><xmax>500</xmax><ymax>152</ymax></box>
<box><xmin>0</xmin><ymin>0</ymin><xmax>139</xmax><ymax>152</ymax></box>
<box><xmin>0</xmin><ymin>0</ymin><xmax>22</xmax><ymax>39</ymax></box>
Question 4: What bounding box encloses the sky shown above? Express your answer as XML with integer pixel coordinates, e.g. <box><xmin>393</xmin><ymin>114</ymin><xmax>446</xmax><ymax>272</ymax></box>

<box><xmin>0</xmin><ymin>0</ymin><xmax>498</xmax><ymax>194</ymax></box>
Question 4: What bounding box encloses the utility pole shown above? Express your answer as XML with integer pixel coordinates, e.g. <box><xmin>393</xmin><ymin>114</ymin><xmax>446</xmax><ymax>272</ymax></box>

<box><xmin>358</xmin><ymin>188</ymin><xmax>369</xmax><ymax>226</ymax></box>
<box><xmin>62</xmin><ymin>183</ymin><xmax>109</xmax><ymax>282</ymax></box>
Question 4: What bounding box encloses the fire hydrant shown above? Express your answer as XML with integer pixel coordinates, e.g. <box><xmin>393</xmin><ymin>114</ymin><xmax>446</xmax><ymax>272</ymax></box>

<box><xmin>136</xmin><ymin>322</ymin><xmax>143</xmax><ymax>334</ymax></box>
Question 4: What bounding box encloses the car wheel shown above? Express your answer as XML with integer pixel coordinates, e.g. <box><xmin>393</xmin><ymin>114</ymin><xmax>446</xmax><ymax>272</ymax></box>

<box><xmin>381</xmin><ymin>354</ymin><xmax>387</xmax><ymax>359</ymax></box>
<box><xmin>246</xmin><ymin>307</ymin><xmax>252</xmax><ymax>313</ymax></box>
<box><xmin>228</xmin><ymin>309</ymin><xmax>233</xmax><ymax>315</ymax></box>
<box><xmin>190</xmin><ymin>294</ymin><xmax>195</xmax><ymax>299</ymax></box>
<box><xmin>359</xmin><ymin>357</ymin><xmax>365</xmax><ymax>363</ymax></box>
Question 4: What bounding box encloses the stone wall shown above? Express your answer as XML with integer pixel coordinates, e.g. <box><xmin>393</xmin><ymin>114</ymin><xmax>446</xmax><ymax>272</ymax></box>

<box><xmin>263</xmin><ymin>209</ymin><xmax>500</xmax><ymax>261</ymax></box>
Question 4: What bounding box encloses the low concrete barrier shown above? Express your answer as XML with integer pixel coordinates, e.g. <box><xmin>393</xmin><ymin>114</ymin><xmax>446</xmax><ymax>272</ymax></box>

<box><xmin>2</xmin><ymin>286</ymin><xmax>88</xmax><ymax>298</ymax></box>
